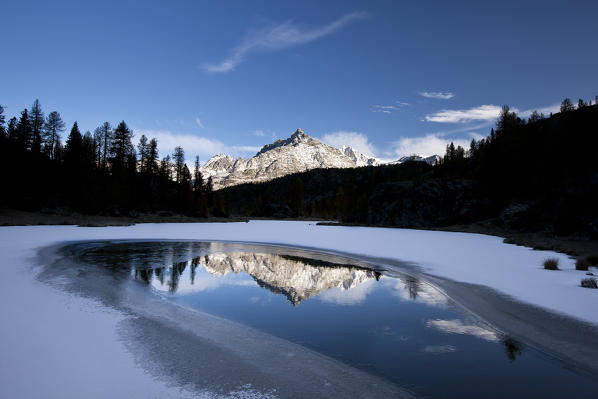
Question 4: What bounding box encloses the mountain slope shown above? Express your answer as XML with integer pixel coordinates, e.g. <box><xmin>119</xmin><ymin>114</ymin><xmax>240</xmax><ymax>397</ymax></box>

<box><xmin>201</xmin><ymin>129</ymin><xmax>357</xmax><ymax>189</ymax></box>
<box><xmin>201</xmin><ymin>129</ymin><xmax>436</xmax><ymax>189</ymax></box>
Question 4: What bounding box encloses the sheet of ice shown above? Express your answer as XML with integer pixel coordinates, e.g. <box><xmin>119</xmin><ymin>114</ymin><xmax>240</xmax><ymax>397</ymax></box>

<box><xmin>0</xmin><ymin>220</ymin><xmax>596</xmax><ymax>397</ymax></box>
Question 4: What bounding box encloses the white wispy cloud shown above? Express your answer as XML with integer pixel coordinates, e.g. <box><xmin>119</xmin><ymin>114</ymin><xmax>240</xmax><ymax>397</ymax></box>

<box><xmin>521</xmin><ymin>103</ymin><xmax>560</xmax><ymax>118</ymax></box>
<box><xmin>195</xmin><ymin>117</ymin><xmax>204</xmax><ymax>128</ymax></box>
<box><xmin>134</xmin><ymin>129</ymin><xmax>260</xmax><ymax>163</ymax></box>
<box><xmin>372</xmin><ymin>101</ymin><xmax>409</xmax><ymax>114</ymax></box>
<box><xmin>420</xmin><ymin>91</ymin><xmax>454</xmax><ymax>100</ymax></box>
<box><xmin>204</xmin><ymin>11</ymin><xmax>368</xmax><ymax>73</ymax></box>
<box><xmin>320</xmin><ymin>131</ymin><xmax>377</xmax><ymax>157</ymax></box>
<box><xmin>392</xmin><ymin>132</ymin><xmax>473</xmax><ymax>158</ymax></box>
<box><xmin>252</xmin><ymin>129</ymin><xmax>266</xmax><ymax>137</ymax></box>
<box><xmin>425</xmin><ymin>104</ymin><xmax>505</xmax><ymax>123</ymax></box>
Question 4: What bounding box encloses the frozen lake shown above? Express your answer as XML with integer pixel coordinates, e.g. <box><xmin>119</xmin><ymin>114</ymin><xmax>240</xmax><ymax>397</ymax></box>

<box><xmin>43</xmin><ymin>240</ymin><xmax>598</xmax><ymax>398</ymax></box>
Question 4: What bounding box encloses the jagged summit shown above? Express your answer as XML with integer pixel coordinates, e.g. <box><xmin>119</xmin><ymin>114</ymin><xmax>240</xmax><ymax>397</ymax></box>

<box><xmin>200</xmin><ymin>129</ymin><xmax>440</xmax><ymax>190</ymax></box>
<box><xmin>257</xmin><ymin>129</ymin><xmax>311</xmax><ymax>156</ymax></box>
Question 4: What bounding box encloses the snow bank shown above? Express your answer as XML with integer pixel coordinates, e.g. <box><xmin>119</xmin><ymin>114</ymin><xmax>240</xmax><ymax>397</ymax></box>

<box><xmin>0</xmin><ymin>221</ymin><xmax>596</xmax><ymax>397</ymax></box>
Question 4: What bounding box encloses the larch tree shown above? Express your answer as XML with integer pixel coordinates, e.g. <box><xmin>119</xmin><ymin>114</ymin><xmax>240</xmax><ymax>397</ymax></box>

<box><xmin>110</xmin><ymin>121</ymin><xmax>135</xmax><ymax>173</ymax></box>
<box><xmin>137</xmin><ymin>134</ymin><xmax>149</xmax><ymax>173</ymax></box>
<box><xmin>94</xmin><ymin>122</ymin><xmax>112</xmax><ymax>169</ymax></box>
<box><xmin>172</xmin><ymin>145</ymin><xmax>185</xmax><ymax>183</ymax></box>
<box><xmin>42</xmin><ymin>111</ymin><xmax>66</xmax><ymax>159</ymax></box>
<box><xmin>28</xmin><ymin>99</ymin><xmax>44</xmax><ymax>154</ymax></box>
<box><xmin>147</xmin><ymin>138</ymin><xmax>159</xmax><ymax>175</ymax></box>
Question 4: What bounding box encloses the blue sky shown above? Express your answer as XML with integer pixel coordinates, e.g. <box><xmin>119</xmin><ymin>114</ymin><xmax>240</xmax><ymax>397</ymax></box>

<box><xmin>2</xmin><ymin>0</ymin><xmax>597</xmax><ymax>162</ymax></box>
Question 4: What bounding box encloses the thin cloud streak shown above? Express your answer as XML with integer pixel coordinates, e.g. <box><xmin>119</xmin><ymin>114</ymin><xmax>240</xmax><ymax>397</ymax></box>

<box><xmin>134</xmin><ymin>129</ymin><xmax>260</xmax><ymax>163</ymax></box>
<box><xmin>425</xmin><ymin>105</ymin><xmax>504</xmax><ymax>123</ymax></box>
<box><xmin>420</xmin><ymin>91</ymin><xmax>454</xmax><ymax>100</ymax></box>
<box><xmin>204</xmin><ymin>11</ymin><xmax>368</xmax><ymax>73</ymax></box>
<box><xmin>372</xmin><ymin>101</ymin><xmax>409</xmax><ymax>114</ymax></box>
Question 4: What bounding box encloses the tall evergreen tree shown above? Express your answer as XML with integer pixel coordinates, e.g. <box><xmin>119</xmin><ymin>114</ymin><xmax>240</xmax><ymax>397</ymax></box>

<box><xmin>172</xmin><ymin>146</ymin><xmax>185</xmax><ymax>183</ymax></box>
<box><xmin>193</xmin><ymin>156</ymin><xmax>203</xmax><ymax>192</ymax></box>
<box><xmin>147</xmin><ymin>138</ymin><xmax>159</xmax><ymax>175</ymax></box>
<box><xmin>82</xmin><ymin>131</ymin><xmax>97</xmax><ymax>168</ymax></box>
<box><xmin>28</xmin><ymin>99</ymin><xmax>44</xmax><ymax>154</ymax></box>
<box><xmin>110</xmin><ymin>121</ymin><xmax>134</xmax><ymax>172</ymax></box>
<box><xmin>64</xmin><ymin>122</ymin><xmax>83</xmax><ymax>166</ymax></box>
<box><xmin>42</xmin><ymin>111</ymin><xmax>66</xmax><ymax>159</ymax></box>
<box><xmin>94</xmin><ymin>122</ymin><xmax>112</xmax><ymax>169</ymax></box>
<box><xmin>15</xmin><ymin>109</ymin><xmax>32</xmax><ymax>150</ymax></box>
<box><xmin>137</xmin><ymin>134</ymin><xmax>149</xmax><ymax>172</ymax></box>
<box><xmin>7</xmin><ymin>117</ymin><xmax>17</xmax><ymax>143</ymax></box>
<box><xmin>160</xmin><ymin>155</ymin><xmax>172</xmax><ymax>180</ymax></box>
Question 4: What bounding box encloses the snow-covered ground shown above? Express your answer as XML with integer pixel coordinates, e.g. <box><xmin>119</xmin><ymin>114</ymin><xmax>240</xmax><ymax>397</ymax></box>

<box><xmin>0</xmin><ymin>221</ymin><xmax>596</xmax><ymax>397</ymax></box>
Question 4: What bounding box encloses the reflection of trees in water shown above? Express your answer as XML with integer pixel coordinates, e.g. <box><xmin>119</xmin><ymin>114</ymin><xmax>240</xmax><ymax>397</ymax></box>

<box><xmin>168</xmin><ymin>261</ymin><xmax>187</xmax><ymax>293</ymax></box>
<box><xmin>502</xmin><ymin>336</ymin><xmax>523</xmax><ymax>362</ymax></box>
<box><xmin>403</xmin><ymin>275</ymin><xmax>420</xmax><ymax>300</ymax></box>
<box><xmin>190</xmin><ymin>258</ymin><xmax>199</xmax><ymax>285</ymax></box>
<box><xmin>134</xmin><ymin>268</ymin><xmax>154</xmax><ymax>285</ymax></box>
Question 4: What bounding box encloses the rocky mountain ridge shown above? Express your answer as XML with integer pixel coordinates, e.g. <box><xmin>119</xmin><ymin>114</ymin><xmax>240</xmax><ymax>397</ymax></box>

<box><xmin>201</xmin><ymin>129</ymin><xmax>439</xmax><ymax>190</ymax></box>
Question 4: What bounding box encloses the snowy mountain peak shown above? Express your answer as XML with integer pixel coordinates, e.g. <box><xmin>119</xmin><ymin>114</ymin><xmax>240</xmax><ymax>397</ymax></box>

<box><xmin>341</xmin><ymin>146</ymin><xmax>378</xmax><ymax>167</ymax></box>
<box><xmin>200</xmin><ymin>129</ymin><xmax>440</xmax><ymax>190</ymax></box>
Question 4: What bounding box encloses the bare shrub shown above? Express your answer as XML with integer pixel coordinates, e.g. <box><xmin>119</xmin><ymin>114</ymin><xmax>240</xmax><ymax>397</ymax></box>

<box><xmin>543</xmin><ymin>258</ymin><xmax>559</xmax><ymax>270</ymax></box>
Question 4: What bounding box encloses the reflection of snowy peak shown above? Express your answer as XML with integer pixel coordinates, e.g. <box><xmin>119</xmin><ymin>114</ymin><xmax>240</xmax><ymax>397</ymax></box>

<box><xmin>201</xmin><ymin>252</ymin><xmax>378</xmax><ymax>305</ymax></box>
<box><xmin>200</xmin><ymin>129</ymin><xmax>440</xmax><ymax>189</ymax></box>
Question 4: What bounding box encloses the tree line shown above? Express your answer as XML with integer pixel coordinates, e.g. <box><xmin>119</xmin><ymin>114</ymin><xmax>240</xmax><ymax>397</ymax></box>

<box><xmin>0</xmin><ymin>100</ymin><xmax>217</xmax><ymax>216</ymax></box>
<box><xmin>217</xmin><ymin>97</ymin><xmax>598</xmax><ymax>236</ymax></box>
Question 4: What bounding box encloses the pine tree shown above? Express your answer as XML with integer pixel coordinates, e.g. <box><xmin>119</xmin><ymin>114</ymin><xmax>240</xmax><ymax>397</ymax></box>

<box><xmin>94</xmin><ymin>122</ymin><xmax>112</xmax><ymax>169</ymax></box>
<box><xmin>205</xmin><ymin>176</ymin><xmax>214</xmax><ymax>193</ymax></box>
<box><xmin>7</xmin><ymin>117</ymin><xmax>17</xmax><ymax>142</ymax></box>
<box><xmin>42</xmin><ymin>111</ymin><xmax>66</xmax><ymax>159</ymax></box>
<box><xmin>15</xmin><ymin>109</ymin><xmax>32</xmax><ymax>150</ymax></box>
<box><xmin>528</xmin><ymin>110</ymin><xmax>542</xmax><ymax>123</ymax></box>
<box><xmin>82</xmin><ymin>131</ymin><xmax>97</xmax><ymax>168</ymax></box>
<box><xmin>137</xmin><ymin>134</ymin><xmax>149</xmax><ymax>172</ymax></box>
<box><xmin>29</xmin><ymin>99</ymin><xmax>44</xmax><ymax>154</ymax></box>
<box><xmin>560</xmin><ymin>98</ymin><xmax>574</xmax><ymax>113</ymax></box>
<box><xmin>172</xmin><ymin>146</ymin><xmax>185</xmax><ymax>183</ymax></box>
<box><xmin>193</xmin><ymin>156</ymin><xmax>203</xmax><ymax>192</ymax></box>
<box><xmin>147</xmin><ymin>138</ymin><xmax>159</xmax><ymax>175</ymax></box>
<box><xmin>160</xmin><ymin>155</ymin><xmax>172</xmax><ymax>180</ymax></box>
<box><xmin>64</xmin><ymin>122</ymin><xmax>83</xmax><ymax>166</ymax></box>
<box><xmin>110</xmin><ymin>121</ymin><xmax>134</xmax><ymax>172</ymax></box>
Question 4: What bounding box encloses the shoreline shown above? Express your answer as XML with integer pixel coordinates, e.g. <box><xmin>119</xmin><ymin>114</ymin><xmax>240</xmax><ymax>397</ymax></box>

<box><xmin>2</xmin><ymin>209</ymin><xmax>596</xmax><ymax>258</ymax></box>
<box><xmin>43</xmin><ymin>239</ymin><xmax>598</xmax><ymax>378</ymax></box>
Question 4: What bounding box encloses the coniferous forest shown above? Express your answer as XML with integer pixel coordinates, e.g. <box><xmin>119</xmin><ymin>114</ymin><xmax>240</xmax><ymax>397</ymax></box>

<box><xmin>0</xmin><ymin>100</ymin><xmax>214</xmax><ymax>217</ymax></box>
<box><xmin>1</xmin><ymin>98</ymin><xmax>597</xmax><ymax>237</ymax></box>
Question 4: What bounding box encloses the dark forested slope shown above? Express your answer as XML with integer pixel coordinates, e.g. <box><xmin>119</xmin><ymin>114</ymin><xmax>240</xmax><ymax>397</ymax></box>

<box><xmin>218</xmin><ymin>103</ymin><xmax>598</xmax><ymax>237</ymax></box>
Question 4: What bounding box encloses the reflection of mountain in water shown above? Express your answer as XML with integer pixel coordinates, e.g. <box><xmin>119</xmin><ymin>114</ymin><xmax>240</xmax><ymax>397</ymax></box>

<box><xmin>134</xmin><ymin>251</ymin><xmax>380</xmax><ymax>305</ymax></box>
<box><xmin>201</xmin><ymin>253</ymin><xmax>380</xmax><ymax>305</ymax></box>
